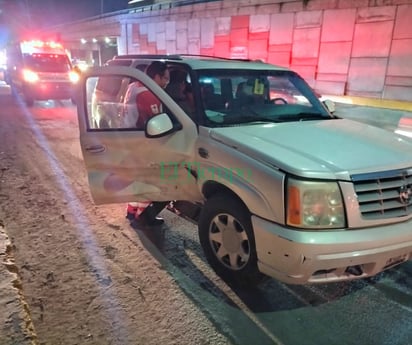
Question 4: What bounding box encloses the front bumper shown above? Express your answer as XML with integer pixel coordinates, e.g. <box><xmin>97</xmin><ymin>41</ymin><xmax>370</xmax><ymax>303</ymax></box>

<box><xmin>24</xmin><ymin>81</ymin><xmax>74</xmax><ymax>100</ymax></box>
<box><xmin>253</xmin><ymin>215</ymin><xmax>412</xmax><ymax>285</ymax></box>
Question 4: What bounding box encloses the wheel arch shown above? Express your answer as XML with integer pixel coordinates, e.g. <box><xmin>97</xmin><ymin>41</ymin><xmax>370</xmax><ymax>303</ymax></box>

<box><xmin>201</xmin><ymin>178</ymin><xmax>278</xmax><ymax>221</ymax></box>
<box><xmin>198</xmin><ymin>180</ymin><xmax>268</xmax><ymax>286</ymax></box>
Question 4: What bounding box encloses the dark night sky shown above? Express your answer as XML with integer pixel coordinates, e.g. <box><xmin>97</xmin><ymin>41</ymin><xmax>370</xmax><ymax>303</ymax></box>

<box><xmin>0</xmin><ymin>0</ymin><xmax>130</xmax><ymax>29</ymax></box>
<box><xmin>0</xmin><ymin>0</ymin><xmax>130</xmax><ymax>45</ymax></box>
<box><xmin>27</xmin><ymin>0</ymin><xmax>130</xmax><ymax>26</ymax></box>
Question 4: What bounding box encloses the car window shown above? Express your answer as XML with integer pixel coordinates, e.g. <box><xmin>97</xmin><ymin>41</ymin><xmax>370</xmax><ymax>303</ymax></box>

<box><xmin>94</xmin><ymin>60</ymin><xmax>149</xmax><ymax>97</ymax></box>
<box><xmin>94</xmin><ymin>59</ymin><xmax>134</xmax><ymax>95</ymax></box>
<box><xmin>94</xmin><ymin>75</ymin><xmax>125</xmax><ymax>96</ymax></box>
<box><xmin>165</xmin><ymin>68</ymin><xmax>195</xmax><ymax>119</ymax></box>
<box><xmin>197</xmin><ymin>69</ymin><xmax>330</xmax><ymax>126</ymax></box>
<box><xmin>87</xmin><ymin>75</ymin><xmax>170</xmax><ymax>131</ymax></box>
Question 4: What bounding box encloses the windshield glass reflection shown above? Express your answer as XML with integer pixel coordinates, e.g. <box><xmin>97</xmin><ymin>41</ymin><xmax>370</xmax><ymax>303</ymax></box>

<box><xmin>198</xmin><ymin>69</ymin><xmax>332</xmax><ymax>126</ymax></box>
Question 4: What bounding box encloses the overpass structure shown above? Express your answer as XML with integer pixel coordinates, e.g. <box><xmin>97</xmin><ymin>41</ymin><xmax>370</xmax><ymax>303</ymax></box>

<box><xmin>45</xmin><ymin>0</ymin><xmax>412</xmax><ymax>102</ymax></box>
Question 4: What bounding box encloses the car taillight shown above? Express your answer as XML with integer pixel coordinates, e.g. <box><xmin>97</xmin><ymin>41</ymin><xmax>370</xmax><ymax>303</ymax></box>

<box><xmin>23</xmin><ymin>69</ymin><xmax>39</xmax><ymax>83</ymax></box>
<box><xmin>69</xmin><ymin>70</ymin><xmax>80</xmax><ymax>83</ymax></box>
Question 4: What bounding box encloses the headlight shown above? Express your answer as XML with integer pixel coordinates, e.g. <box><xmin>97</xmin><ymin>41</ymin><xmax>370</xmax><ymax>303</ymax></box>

<box><xmin>286</xmin><ymin>177</ymin><xmax>346</xmax><ymax>229</ymax></box>
<box><xmin>22</xmin><ymin>69</ymin><xmax>39</xmax><ymax>83</ymax></box>
<box><xmin>69</xmin><ymin>70</ymin><xmax>80</xmax><ymax>83</ymax></box>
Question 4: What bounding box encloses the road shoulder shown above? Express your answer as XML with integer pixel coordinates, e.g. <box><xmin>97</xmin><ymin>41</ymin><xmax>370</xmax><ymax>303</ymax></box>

<box><xmin>0</xmin><ymin>224</ymin><xmax>38</xmax><ymax>344</ymax></box>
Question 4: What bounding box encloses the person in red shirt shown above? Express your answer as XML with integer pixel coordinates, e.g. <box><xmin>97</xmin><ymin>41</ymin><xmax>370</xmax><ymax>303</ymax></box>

<box><xmin>122</xmin><ymin>61</ymin><xmax>170</xmax><ymax>128</ymax></box>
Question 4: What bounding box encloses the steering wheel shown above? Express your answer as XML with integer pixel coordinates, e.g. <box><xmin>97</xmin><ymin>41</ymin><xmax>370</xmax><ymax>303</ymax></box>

<box><xmin>270</xmin><ymin>97</ymin><xmax>288</xmax><ymax>104</ymax></box>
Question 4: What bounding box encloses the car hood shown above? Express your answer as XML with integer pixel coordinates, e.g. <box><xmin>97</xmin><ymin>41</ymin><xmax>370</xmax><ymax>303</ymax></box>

<box><xmin>208</xmin><ymin>119</ymin><xmax>412</xmax><ymax>180</ymax></box>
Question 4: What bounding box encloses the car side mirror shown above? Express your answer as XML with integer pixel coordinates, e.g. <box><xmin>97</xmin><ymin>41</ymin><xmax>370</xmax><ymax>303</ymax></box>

<box><xmin>145</xmin><ymin>113</ymin><xmax>175</xmax><ymax>138</ymax></box>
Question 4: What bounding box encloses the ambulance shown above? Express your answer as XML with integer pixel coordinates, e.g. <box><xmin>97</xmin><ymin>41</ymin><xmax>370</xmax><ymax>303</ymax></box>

<box><xmin>5</xmin><ymin>39</ymin><xmax>79</xmax><ymax>106</ymax></box>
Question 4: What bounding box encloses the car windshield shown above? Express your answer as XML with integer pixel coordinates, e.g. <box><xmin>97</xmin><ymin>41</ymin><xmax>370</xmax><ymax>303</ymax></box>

<box><xmin>197</xmin><ymin>69</ymin><xmax>332</xmax><ymax>127</ymax></box>
<box><xmin>24</xmin><ymin>53</ymin><xmax>72</xmax><ymax>72</ymax></box>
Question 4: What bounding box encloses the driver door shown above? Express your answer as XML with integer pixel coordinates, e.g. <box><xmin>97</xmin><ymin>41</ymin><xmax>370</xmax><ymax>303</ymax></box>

<box><xmin>76</xmin><ymin>65</ymin><xmax>202</xmax><ymax>205</ymax></box>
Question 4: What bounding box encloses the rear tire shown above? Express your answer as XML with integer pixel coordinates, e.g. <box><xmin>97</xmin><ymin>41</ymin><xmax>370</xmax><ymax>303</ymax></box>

<box><xmin>198</xmin><ymin>193</ymin><xmax>266</xmax><ymax>287</ymax></box>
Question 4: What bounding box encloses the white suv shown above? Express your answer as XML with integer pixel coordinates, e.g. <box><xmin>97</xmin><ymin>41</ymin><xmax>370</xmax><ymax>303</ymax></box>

<box><xmin>76</xmin><ymin>54</ymin><xmax>412</xmax><ymax>286</ymax></box>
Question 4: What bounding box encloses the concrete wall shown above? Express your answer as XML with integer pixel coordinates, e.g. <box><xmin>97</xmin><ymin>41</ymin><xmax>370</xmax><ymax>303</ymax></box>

<box><xmin>61</xmin><ymin>0</ymin><xmax>412</xmax><ymax>101</ymax></box>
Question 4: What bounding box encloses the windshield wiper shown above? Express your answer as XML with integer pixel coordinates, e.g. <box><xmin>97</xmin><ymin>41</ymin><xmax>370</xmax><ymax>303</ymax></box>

<box><xmin>223</xmin><ymin>115</ymin><xmax>279</xmax><ymax>125</ymax></box>
<box><xmin>277</xmin><ymin>112</ymin><xmax>333</xmax><ymax>122</ymax></box>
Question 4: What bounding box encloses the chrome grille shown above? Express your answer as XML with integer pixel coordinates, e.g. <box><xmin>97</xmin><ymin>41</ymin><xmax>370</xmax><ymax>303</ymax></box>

<box><xmin>351</xmin><ymin>168</ymin><xmax>412</xmax><ymax>220</ymax></box>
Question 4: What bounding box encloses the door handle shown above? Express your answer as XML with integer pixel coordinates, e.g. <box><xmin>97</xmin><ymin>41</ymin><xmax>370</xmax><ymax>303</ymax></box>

<box><xmin>84</xmin><ymin>145</ymin><xmax>105</xmax><ymax>153</ymax></box>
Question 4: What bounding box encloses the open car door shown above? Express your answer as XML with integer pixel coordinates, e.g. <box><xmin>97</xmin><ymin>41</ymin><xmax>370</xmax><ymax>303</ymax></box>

<box><xmin>76</xmin><ymin>66</ymin><xmax>203</xmax><ymax>205</ymax></box>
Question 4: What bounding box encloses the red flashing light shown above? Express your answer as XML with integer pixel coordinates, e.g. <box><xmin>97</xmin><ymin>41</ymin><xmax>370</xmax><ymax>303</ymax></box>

<box><xmin>48</xmin><ymin>41</ymin><xmax>63</xmax><ymax>49</ymax></box>
<box><xmin>21</xmin><ymin>40</ymin><xmax>64</xmax><ymax>53</ymax></box>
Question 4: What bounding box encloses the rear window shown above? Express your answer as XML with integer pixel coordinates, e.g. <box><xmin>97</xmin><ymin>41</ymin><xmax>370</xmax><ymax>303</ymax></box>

<box><xmin>95</xmin><ymin>76</ymin><xmax>125</xmax><ymax>96</ymax></box>
<box><xmin>94</xmin><ymin>59</ymin><xmax>133</xmax><ymax>95</ymax></box>
<box><xmin>95</xmin><ymin>60</ymin><xmax>148</xmax><ymax>95</ymax></box>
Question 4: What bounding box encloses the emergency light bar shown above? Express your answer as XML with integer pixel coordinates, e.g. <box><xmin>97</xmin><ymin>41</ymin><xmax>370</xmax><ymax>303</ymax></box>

<box><xmin>21</xmin><ymin>40</ymin><xmax>65</xmax><ymax>54</ymax></box>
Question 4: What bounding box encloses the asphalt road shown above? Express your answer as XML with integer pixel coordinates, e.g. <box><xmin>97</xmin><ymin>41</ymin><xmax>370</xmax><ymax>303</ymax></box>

<box><xmin>1</xmin><ymin>82</ymin><xmax>412</xmax><ymax>345</ymax></box>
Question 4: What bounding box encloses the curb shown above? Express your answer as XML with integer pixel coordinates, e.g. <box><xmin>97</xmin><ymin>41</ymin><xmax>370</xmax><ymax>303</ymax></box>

<box><xmin>0</xmin><ymin>225</ymin><xmax>38</xmax><ymax>345</ymax></box>
<box><xmin>324</xmin><ymin>95</ymin><xmax>412</xmax><ymax>112</ymax></box>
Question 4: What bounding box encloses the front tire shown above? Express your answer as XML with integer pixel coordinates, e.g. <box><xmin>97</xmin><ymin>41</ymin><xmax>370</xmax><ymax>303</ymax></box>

<box><xmin>198</xmin><ymin>193</ymin><xmax>266</xmax><ymax>287</ymax></box>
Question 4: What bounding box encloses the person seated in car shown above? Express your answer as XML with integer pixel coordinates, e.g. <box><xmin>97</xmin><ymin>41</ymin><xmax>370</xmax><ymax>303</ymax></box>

<box><xmin>200</xmin><ymin>82</ymin><xmax>225</xmax><ymax>110</ymax></box>
<box><xmin>165</xmin><ymin>69</ymin><xmax>195</xmax><ymax>118</ymax></box>
<box><xmin>236</xmin><ymin>79</ymin><xmax>267</xmax><ymax>106</ymax></box>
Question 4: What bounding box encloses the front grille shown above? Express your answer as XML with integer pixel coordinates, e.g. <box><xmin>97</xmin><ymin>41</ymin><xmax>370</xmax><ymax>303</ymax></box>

<box><xmin>40</xmin><ymin>77</ymin><xmax>71</xmax><ymax>84</ymax></box>
<box><xmin>39</xmin><ymin>72</ymin><xmax>70</xmax><ymax>82</ymax></box>
<box><xmin>351</xmin><ymin>168</ymin><xmax>412</xmax><ymax>220</ymax></box>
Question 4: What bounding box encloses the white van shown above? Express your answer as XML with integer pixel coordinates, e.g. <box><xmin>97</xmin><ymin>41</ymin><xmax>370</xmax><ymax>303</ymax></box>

<box><xmin>5</xmin><ymin>40</ymin><xmax>79</xmax><ymax>106</ymax></box>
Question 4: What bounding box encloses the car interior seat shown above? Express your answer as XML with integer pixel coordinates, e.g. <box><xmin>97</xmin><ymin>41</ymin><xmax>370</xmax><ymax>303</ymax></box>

<box><xmin>201</xmin><ymin>83</ymin><xmax>225</xmax><ymax>111</ymax></box>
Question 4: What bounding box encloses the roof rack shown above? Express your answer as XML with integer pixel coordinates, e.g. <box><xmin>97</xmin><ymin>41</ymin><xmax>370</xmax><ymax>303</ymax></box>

<box><xmin>175</xmin><ymin>54</ymin><xmax>255</xmax><ymax>62</ymax></box>
<box><xmin>114</xmin><ymin>54</ymin><xmax>183</xmax><ymax>60</ymax></box>
<box><xmin>113</xmin><ymin>54</ymin><xmax>258</xmax><ymax>63</ymax></box>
